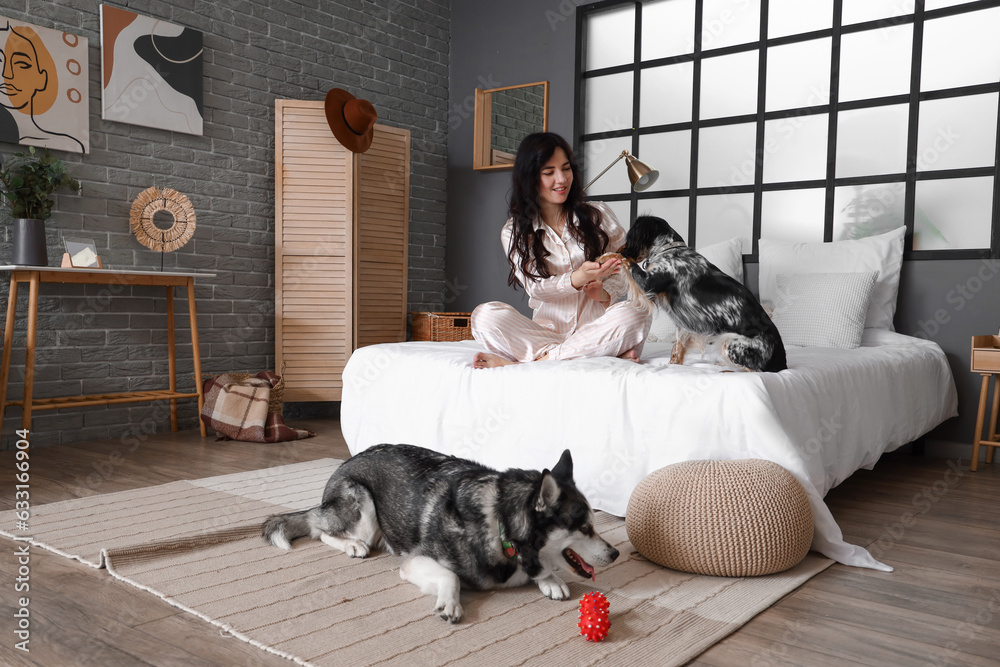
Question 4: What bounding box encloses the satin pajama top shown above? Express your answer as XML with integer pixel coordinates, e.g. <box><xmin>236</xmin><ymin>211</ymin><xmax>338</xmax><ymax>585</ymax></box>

<box><xmin>500</xmin><ymin>201</ymin><xmax>625</xmax><ymax>336</ymax></box>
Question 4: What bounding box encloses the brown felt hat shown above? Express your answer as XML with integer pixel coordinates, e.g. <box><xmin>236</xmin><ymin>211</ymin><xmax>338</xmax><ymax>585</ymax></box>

<box><xmin>324</xmin><ymin>88</ymin><xmax>377</xmax><ymax>153</ymax></box>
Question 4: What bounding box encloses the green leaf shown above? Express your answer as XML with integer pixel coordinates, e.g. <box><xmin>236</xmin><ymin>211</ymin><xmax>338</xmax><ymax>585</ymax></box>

<box><xmin>0</xmin><ymin>148</ymin><xmax>78</xmax><ymax>221</ymax></box>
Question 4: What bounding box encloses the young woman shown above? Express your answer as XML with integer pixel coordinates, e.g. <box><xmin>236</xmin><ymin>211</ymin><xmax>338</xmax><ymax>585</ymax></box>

<box><xmin>471</xmin><ymin>132</ymin><xmax>651</xmax><ymax>368</ymax></box>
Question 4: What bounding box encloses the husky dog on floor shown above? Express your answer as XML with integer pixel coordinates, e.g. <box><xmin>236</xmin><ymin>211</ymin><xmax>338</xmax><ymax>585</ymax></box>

<box><xmin>612</xmin><ymin>215</ymin><xmax>787</xmax><ymax>372</ymax></box>
<box><xmin>262</xmin><ymin>444</ymin><xmax>619</xmax><ymax>623</ymax></box>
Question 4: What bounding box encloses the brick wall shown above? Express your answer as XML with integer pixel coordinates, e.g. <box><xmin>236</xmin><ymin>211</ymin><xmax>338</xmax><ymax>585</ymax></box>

<box><xmin>0</xmin><ymin>0</ymin><xmax>450</xmax><ymax>447</ymax></box>
<box><xmin>490</xmin><ymin>85</ymin><xmax>546</xmax><ymax>156</ymax></box>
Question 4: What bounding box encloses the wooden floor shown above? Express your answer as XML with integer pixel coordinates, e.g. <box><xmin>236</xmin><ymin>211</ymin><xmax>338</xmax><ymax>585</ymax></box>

<box><xmin>0</xmin><ymin>421</ymin><xmax>998</xmax><ymax>666</ymax></box>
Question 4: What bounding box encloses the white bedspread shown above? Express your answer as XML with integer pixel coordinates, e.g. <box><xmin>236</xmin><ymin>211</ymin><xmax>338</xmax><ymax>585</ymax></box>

<box><xmin>341</xmin><ymin>330</ymin><xmax>957</xmax><ymax>570</ymax></box>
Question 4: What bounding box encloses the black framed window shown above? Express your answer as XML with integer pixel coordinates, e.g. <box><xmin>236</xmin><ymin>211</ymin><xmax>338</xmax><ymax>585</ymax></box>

<box><xmin>575</xmin><ymin>0</ymin><xmax>1000</xmax><ymax>260</ymax></box>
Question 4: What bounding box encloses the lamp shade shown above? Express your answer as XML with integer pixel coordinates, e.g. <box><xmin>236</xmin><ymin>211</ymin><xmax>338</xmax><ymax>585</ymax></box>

<box><xmin>582</xmin><ymin>150</ymin><xmax>661</xmax><ymax>193</ymax></box>
<box><xmin>625</xmin><ymin>154</ymin><xmax>659</xmax><ymax>192</ymax></box>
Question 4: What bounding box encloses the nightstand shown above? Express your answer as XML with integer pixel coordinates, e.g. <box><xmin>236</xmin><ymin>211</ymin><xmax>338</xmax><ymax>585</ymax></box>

<box><xmin>971</xmin><ymin>335</ymin><xmax>1000</xmax><ymax>471</ymax></box>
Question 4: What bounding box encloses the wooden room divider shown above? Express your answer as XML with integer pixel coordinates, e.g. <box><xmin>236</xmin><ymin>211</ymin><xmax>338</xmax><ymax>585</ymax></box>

<box><xmin>274</xmin><ymin>100</ymin><xmax>410</xmax><ymax>402</ymax></box>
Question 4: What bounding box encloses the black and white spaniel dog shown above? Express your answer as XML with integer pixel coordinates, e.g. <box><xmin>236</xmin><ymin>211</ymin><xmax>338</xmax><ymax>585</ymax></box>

<box><xmin>613</xmin><ymin>215</ymin><xmax>786</xmax><ymax>373</ymax></box>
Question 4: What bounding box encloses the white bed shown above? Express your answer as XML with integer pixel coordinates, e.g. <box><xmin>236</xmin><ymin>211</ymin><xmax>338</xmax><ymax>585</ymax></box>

<box><xmin>341</xmin><ymin>330</ymin><xmax>957</xmax><ymax>571</ymax></box>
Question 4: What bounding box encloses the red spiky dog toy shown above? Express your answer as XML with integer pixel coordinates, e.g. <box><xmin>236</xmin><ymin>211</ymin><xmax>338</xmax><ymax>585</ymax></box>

<box><xmin>578</xmin><ymin>591</ymin><xmax>610</xmax><ymax>642</ymax></box>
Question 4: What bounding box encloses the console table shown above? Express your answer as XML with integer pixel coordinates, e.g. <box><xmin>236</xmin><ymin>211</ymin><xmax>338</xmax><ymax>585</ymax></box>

<box><xmin>0</xmin><ymin>266</ymin><xmax>215</xmax><ymax>438</ymax></box>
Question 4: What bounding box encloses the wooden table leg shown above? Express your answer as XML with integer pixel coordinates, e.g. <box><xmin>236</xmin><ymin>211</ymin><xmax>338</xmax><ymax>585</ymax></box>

<box><xmin>987</xmin><ymin>375</ymin><xmax>999</xmax><ymax>465</ymax></box>
<box><xmin>0</xmin><ymin>275</ymin><xmax>19</xmax><ymax>433</ymax></box>
<box><xmin>187</xmin><ymin>278</ymin><xmax>206</xmax><ymax>437</ymax></box>
<box><xmin>21</xmin><ymin>272</ymin><xmax>39</xmax><ymax>432</ymax></box>
<box><xmin>167</xmin><ymin>286</ymin><xmax>177</xmax><ymax>432</ymax></box>
<box><xmin>972</xmin><ymin>374</ymin><xmax>990</xmax><ymax>472</ymax></box>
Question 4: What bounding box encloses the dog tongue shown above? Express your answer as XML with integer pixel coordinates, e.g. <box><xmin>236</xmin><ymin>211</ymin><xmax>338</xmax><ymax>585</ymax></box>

<box><xmin>566</xmin><ymin>548</ymin><xmax>597</xmax><ymax>580</ymax></box>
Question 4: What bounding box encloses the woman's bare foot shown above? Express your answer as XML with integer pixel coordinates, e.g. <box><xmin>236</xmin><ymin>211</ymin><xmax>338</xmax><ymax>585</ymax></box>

<box><xmin>618</xmin><ymin>348</ymin><xmax>640</xmax><ymax>362</ymax></box>
<box><xmin>473</xmin><ymin>352</ymin><xmax>518</xmax><ymax>369</ymax></box>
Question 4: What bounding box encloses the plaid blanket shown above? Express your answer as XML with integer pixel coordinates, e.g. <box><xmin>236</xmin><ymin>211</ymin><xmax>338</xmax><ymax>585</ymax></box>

<box><xmin>200</xmin><ymin>371</ymin><xmax>315</xmax><ymax>442</ymax></box>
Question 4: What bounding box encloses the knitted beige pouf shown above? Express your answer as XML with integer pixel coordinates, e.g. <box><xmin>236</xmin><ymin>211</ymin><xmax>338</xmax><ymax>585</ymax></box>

<box><xmin>625</xmin><ymin>459</ymin><xmax>814</xmax><ymax>577</ymax></box>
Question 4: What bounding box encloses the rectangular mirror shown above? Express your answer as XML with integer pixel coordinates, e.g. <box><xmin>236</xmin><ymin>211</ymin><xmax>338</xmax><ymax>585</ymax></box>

<box><xmin>474</xmin><ymin>81</ymin><xmax>548</xmax><ymax>170</ymax></box>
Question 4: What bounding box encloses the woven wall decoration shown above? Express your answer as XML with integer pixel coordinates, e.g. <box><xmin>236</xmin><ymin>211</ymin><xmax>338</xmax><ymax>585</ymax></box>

<box><xmin>129</xmin><ymin>187</ymin><xmax>197</xmax><ymax>252</ymax></box>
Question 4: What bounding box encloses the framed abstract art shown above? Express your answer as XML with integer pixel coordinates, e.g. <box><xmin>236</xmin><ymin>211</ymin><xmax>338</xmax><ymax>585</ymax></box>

<box><xmin>100</xmin><ymin>5</ymin><xmax>204</xmax><ymax>136</ymax></box>
<box><xmin>0</xmin><ymin>17</ymin><xmax>89</xmax><ymax>154</ymax></box>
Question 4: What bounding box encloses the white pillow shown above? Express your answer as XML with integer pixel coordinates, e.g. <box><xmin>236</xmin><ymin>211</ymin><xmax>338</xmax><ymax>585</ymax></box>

<box><xmin>646</xmin><ymin>237</ymin><xmax>745</xmax><ymax>343</ymax></box>
<box><xmin>758</xmin><ymin>226</ymin><xmax>904</xmax><ymax>331</ymax></box>
<box><xmin>771</xmin><ymin>271</ymin><xmax>878</xmax><ymax>349</ymax></box>
<box><xmin>699</xmin><ymin>236</ymin><xmax>745</xmax><ymax>284</ymax></box>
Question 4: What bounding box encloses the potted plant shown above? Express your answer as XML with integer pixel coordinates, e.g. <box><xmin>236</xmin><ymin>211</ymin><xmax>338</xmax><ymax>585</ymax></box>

<box><xmin>0</xmin><ymin>146</ymin><xmax>80</xmax><ymax>266</ymax></box>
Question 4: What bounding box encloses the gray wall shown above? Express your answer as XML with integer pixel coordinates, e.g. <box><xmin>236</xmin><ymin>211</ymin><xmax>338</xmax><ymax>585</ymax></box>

<box><xmin>447</xmin><ymin>0</ymin><xmax>577</xmax><ymax>313</ymax></box>
<box><xmin>0</xmin><ymin>0</ymin><xmax>450</xmax><ymax>447</ymax></box>
<box><xmin>447</xmin><ymin>0</ymin><xmax>1000</xmax><ymax>452</ymax></box>
<box><xmin>895</xmin><ymin>260</ymin><xmax>1000</xmax><ymax>447</ymax></box>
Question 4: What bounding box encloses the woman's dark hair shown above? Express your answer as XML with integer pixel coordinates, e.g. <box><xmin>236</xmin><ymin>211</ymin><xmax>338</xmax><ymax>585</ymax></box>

<box><xmin>506</xmin><ymin>132</ymin><xmax>609</xmax><ymax>288</ymax></box>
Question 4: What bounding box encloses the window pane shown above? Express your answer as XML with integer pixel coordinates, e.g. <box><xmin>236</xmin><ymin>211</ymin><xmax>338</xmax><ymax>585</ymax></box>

<box><xmin>921</xmin><ymin>7</ymin><xmax>1000</xmax><ymax>92</ymax></box>
<box><xmin>639</xmin><ymin>197</ymin><xmax>690</xmax><ymax>237</ymax></box>
<box><xmin>842</xmin><ymin>0</ymin><xmax>914</xmax><ymax>25</ymax></box>
<box><xmin>768</xmin><ymin>0</ymin><xmax>833</xmax><ymax>38</ymax></box>
<box><xmin>760</xmin><ymin>189</ymin><xmax>826</xmax><ymax>242</ymax></box>
<box><xmin>602</xmin><ymin>200</ymin><xmax>633</xmax><ymax>231</ymax></box>
<box><xmin>700</xmin><ymin>51</ymin><xmax>758</xmax><ymax>120</ymax></box>
<box><xmin>582</xmin><ymin>136</ymin><xmax>633</xmax><ymax>197</ymax></box>
<box><xmin>584</xmin><ymin>73</ymin><xmax>634</xmax><ymax>134</ymax></box>
<box><xmin>697</xmin><ymin>122</ymin><xmax>757</xmax><ymax>189</ymax></box>
<box><xmin>701</xmin><ymin>0</ymin><xmax>761</xmax><ymax>50</ymax></box>
<box><xmin>917</xmin><ymin>94</ymin><xmax>999</xmax><ymax>172</ymax></box>
<box><xmin>833</xmin><ymin>183</ymin><xmax>906</xmax><ymax>241</ymax></box>
<box><xmin>839</xmin><ymin>24</ymin><xmax>912</xmax><ymax>102</ymax></box>
<box><xmin>639</xmin><ymin>131</ymin><xmax>691</xmax><ymax>191</ymax></box>
<box><xmin>696</xmin><ymin>193</ymin><xmax>754</xmax><ymax>252</ymax></box>
<box><xmin>640</xmin><ymin>63</ymin><xmax>693</xmax><ymax>126</ymax></box>
<box><xmin>642</xmin><ymin>0</ymin><xmax>696</xmax><ymax>60</ymax></box>
<box><xmin>585</xmin><ymin>4</ymin><xmax>635</xmax><ymax>70</ymax></box>
<box><xmin>913</xmin><ymin>177</ymin><xmax>994</xmax><ymax>250</ymax></box>
<box><xmin>836</xmin><ymin>105</ymin><xmax>909</xmax><ymax>178</ymax></box>
<box><xmin>925</xmin><ymin>0</ymin><xmax>977</xmax><ymax>10</ymax></box>
<box><xmin>765</xmin><ymin>38</ymin><xmax>832</xmax><ymax>112</ymax></box>
<box><xmin>762</xmin><ymin>114</ymin><xmax>828</xmax><ymax>183</ymax></box>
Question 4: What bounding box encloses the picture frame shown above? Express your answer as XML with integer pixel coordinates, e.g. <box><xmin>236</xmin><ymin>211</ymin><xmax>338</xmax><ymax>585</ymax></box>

<box><xmin>62</xmin><ymin>237</ymin><xmax>102</xmax><ymax>268</ymax></box>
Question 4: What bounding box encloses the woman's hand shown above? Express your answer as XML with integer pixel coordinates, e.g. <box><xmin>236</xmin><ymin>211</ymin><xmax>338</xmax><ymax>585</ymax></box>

<box><xmin>571</xmin><ymin>257</ymin><xmax>622</xmax><ymax>290</ymax></box>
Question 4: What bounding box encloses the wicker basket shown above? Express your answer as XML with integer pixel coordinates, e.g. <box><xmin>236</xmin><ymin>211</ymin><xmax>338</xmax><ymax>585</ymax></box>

<box><xmin>410</xmin><ymin>312</ymin><xmax>474</xmax><ymax>342</ymax></box>
<box><xmin>215</xmin><ymin>372</ymin><xmax>285</xmax><ymax>415</ymax></box>
<box><xmin>201</xmin><ymin>366</ymin><xmax>285</xmax><ymax>416</ymax></box>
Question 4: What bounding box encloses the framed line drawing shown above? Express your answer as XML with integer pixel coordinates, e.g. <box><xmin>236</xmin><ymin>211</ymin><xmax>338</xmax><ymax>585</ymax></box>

<box><xmin>0</xmin><ymin>17</ymin><xmax>89</xmax><ymax>153</ymax></box>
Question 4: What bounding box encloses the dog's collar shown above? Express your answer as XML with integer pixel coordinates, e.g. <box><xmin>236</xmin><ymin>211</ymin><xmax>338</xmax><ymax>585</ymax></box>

<box><xmin>498</xmin><ymin>520</ymin><xmax>518</xmax><ymax>560</ymax></box>
<box><xmin>661</xmin><ymin>241</ymin><xmax>686</xmax><ymax>251</ymax></box>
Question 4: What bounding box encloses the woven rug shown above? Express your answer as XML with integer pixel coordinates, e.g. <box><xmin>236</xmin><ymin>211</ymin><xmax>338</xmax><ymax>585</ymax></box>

<box><xmin>1</xmin><ymin>459</ymin><xmax>833</xmax><ymax>666</ymax></box>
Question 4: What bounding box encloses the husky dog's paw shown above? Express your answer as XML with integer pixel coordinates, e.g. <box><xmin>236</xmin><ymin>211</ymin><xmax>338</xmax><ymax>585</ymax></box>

<box><xmin>344</xmin><ymin>540</ymin><xmax>368</xmax><ymax>558</ymax></box>
<box><xmin>319</xmin><ymin>533</ymin><xmax>370</xmax><ymax>558</ymax></box>
<box><xmin>434</xmin><ymin>596</ymin><xmax>463</xmax><ymax>624</ymax></box>
<box><xmin>537</xmin><ymin>575</ymin><xmax>570</xmax><ymax>600</ymax></box>
<box><xmin>399</xmin><ymin>555</ymin><xmax>464</xmax><ymax>622</ymax></box>
<box><xmin>344</xmin><ymin>540</ymin><xmax>369</xmax><ymax>558</ymax></box>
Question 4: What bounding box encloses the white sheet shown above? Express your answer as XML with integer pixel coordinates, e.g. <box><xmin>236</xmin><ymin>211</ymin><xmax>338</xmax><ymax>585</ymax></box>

<box><xmin>341</xmin><ymin>330</ymin><xmax>958</xmax><ymax>570</ymax></box>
